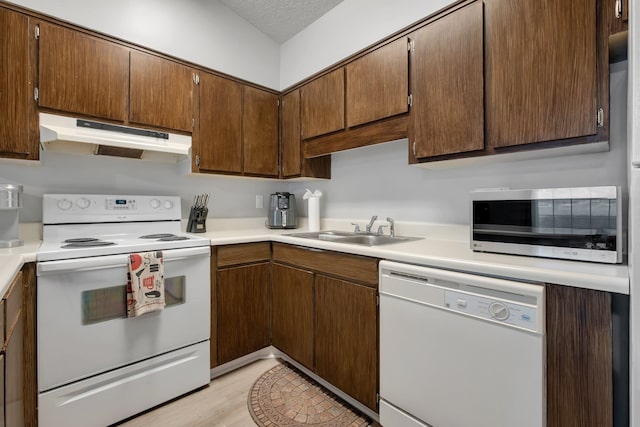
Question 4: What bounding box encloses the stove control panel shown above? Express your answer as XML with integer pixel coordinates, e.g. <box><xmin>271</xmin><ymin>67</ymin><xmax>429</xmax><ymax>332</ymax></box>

<box><xmin>43</xmin><ymin>194</ymin><xmax>182</xmax><ymax>224</ymax></box>
<box><xmin>107</xmin><ymin>198</ymin><xmax>137</xmax><ymax>210</ymax></box>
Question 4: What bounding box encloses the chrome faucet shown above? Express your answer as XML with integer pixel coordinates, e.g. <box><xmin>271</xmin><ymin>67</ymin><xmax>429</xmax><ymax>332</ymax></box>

<box><xmin>387</xmin><ymin>217</ymin><xmax>395</xmax><ymax>237</ymax></box>
<box><xmin>365</xmin><ymin>215</ymin><xmax>378</xmax><ymax>233</ymax></box>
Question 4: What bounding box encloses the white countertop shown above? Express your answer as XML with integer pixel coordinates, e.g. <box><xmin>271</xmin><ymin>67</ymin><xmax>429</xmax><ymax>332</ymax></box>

<box><xmin>198</xmin><ymin>218</ymin><xmax>630</xmax><ymax>295</ymax></box>
<box><xmin>0</xmin><ymin>219</ymin><xmax>630</xmax><ymax>296</ymax></box>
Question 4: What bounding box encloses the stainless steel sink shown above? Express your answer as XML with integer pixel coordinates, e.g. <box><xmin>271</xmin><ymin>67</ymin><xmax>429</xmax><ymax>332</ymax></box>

<box><xmin>285</xmin><ymin>230</ymin><xmax>421</xmax><ymax>246</ymax></box>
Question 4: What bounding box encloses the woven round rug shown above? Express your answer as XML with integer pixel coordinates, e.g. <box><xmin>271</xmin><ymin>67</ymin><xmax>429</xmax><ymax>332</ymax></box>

<box><xmin>248</xmin><ymin>362</ymin><xmax>370</xmax><ymax>427</ymax></box>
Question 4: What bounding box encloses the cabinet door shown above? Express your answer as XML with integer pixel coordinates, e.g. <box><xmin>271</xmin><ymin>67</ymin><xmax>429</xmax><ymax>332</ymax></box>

<box><xmin>546</xmin><ymin>284</ymin><xmax>612</xmax><ymax>426</ymax></box>
<box><xmin>0</xmin><ymin>354</ymin><xmax>4</xmax><ymax>427</ymax></box>
<box><xmin>315</xmin><ymin>275</ymin><xmax>377</xmax><ymax>410</ymax></box>
<box><xmin>0</xmin><ymin>8</ymin><xmax>34</xmax><ymax>160</ymax></box>
<box><xmin>130</xmin><ymin>51</ymin><xmax>194</xmax><ymax>132</ymax></box>
<box><xmin>197</xmin><ymin>73</ymin><xmax>242</xmax><ymax>173</ymax></box>
<box><xmin>410</xmin><ymin>1</ymin><xmax>483</xmax><ymax>159</ymax></box>
<box><xmin>485</xmin><ymin>0</ymin><xmax>597</xmax><ymax>148</ymax></box>
<box><xmin>243</xmin><ymin>86</ymin><xmax>279</xmax><ymax>177</ymax></box>
<box><xmin>346</xmin><ymin>37</ymin><xmax>409</xmax><ymax>128</ymax></box>
<box><xmin>5</xmin><ymin>312</ymin><xmax>23</xmax><ymax>427</ymax></box>
<box><xmin>281</xmin><ymin>89</ymin><xmax>301</xmax><ymax>177</ymax></box>
<box><xmin>38</xmin><ymin>22</ymin><xmax>129</xmax><ymax>122</ymax></box>
<box><xmin>272</xmin><ymin>263</ymin><xmax>314</xmax><ymax>369</ymax></box>
<box><xmin>217</xmin><ymin>262</ymin><xmax>271</xmax><ymax>365</ymax></box>
<box><xmin>301</xmin><ymin>68</ymin><xmax>345</xmax><ymax>139</ymax></box>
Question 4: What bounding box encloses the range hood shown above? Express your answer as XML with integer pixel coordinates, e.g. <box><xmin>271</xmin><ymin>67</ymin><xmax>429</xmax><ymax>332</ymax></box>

<box><xmin>39</xmin><ymin>113</ymin><xmax>191</xmax><ymax>163</ymax></box>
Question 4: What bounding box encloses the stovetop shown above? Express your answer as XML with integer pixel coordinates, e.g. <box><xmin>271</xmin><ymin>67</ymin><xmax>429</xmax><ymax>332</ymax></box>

<box><xmin>38</xmin><ymin>194</ymin><xmax>211</xmax><ymax>261</ymax></box>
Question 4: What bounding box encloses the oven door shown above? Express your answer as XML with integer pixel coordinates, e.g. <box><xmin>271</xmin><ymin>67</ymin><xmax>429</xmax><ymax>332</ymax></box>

<box><xmin>37</xmin><ymin>246</ymin><xmax>210</xmax><ymax>392</ymax></box>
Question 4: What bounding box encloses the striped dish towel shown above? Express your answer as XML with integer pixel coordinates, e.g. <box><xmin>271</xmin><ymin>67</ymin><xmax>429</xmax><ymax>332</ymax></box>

<box><xmin>127</xmin><ymin>251</ymin><xmax>165</xmax><ymax>317</ymax></box>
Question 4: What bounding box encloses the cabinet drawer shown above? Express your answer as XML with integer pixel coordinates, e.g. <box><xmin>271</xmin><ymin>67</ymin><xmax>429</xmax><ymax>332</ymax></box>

<box><xmin>216</xmin><ymin>243</ymin><xmax>271</xmax><ymax>267</ymax></box>
<box><xmin>4</xmin><ymin>271</ymin><xmax>22</xmax><ymax>338</ymax></box>
<box><xmin>272</xmin><ymin>243</ymin><xmax>378</xmax><ymax>286</ymax></box>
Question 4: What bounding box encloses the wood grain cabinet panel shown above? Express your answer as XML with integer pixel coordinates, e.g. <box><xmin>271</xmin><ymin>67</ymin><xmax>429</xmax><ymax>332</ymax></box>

<box><xmin>129</xmin><ymin>51</ymin><xmax>194</xmax><ymax>132</ymax></box>
<box><xmin>216</xmin><ymin>262</ymin><xmax>271</xmax><ymax>365</ymax></box>
<box><xmin>4</xmin><ymin>311</ymin><xmax>23</xmax><ymax>427</ymax></box>
<box><xmin>300</xmin><ymin>68</ymin><xmax>345</xmax><ymax>139</ymax></box>
<box><xmin>243</xmin><ymin>86</ymin><xmax>279</xmax><ymax>177</ymax></box>
<box><xmin>546</xmin><ymin>284</ymin><xmax>612</xmax><ymax>427</ymax></box>
<box><xmin>346</xmin><ymin>37</ymin><xmax>409</xmax><ymax>128</ymax></box>
<box><xmin>0</xmin><ymin>354</ymin><xmax>4</xmax><ymax>427</ymax></box>
<box><xmin>485</xmin><ymin>0</ymin><xmax>597</xmax><ymax>148</ymax></box>
<box><xmin>281</xmin><ymin>89</ymin><xmax>302</xmax><ymax>177</ymax></box>
<box><xmin>0</xmin><ymin>8</ymin><xmax>35</xmax><ymax>160</ymax></box>
<box><xmin>217</xmin><ymin>242</ymin><xmax>271</xmax><ymax>267</ymax></box>
<box><xmin>271</xmin><ymin>263</ymin><xmax>314</xmax><ymax>370</ymax></box>
<box><xmin>281</xmin><ymin>89</ymin><xmax>332</xmax><ymax>179</ymax></box>
<box><xmin>608</xmin><ymin>0</ymin><xmax>628</xmax><ymax>34</ymax></box>
<box><xmin>38</xmin><ymin>22</ymin><xmax>129</xmax><ymax>122</ymax></box>
<box><xmin>410</xmin><ymin>1</ymin><xmax>484</xmax><ymax>159</ymax></box>
<box><xmin>197</xmin><ymin>72</ymin><xmax>243</xmax><ymax>173</ymax></box>
<box><xmin>315</xmin><ymin>275</ymin><xmax>377</xmax><ymax>411</ymax></box>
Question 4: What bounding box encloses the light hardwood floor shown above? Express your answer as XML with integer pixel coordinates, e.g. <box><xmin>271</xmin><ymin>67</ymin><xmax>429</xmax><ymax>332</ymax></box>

<box><xmin>118</xmin><ymin>358</ymin><xmax>281</xmax><ymax>427</ymax></box>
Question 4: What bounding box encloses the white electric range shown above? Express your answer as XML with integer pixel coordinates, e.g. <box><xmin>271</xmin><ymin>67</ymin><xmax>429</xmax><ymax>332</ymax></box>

<box><xmin>36</xmin><ymin>194</ymin><xmax>211</xmax><ymax>427</ymax></box>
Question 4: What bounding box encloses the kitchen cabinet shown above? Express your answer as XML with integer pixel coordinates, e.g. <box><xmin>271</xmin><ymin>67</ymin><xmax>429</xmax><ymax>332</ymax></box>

<box><xmin>0</xmin><ymin>7</ymin><xmax>36</xmax><ymax>160</ymax></box>
<box><xmin>271</xmin><ymin>263</ymin><xmax>314</xmax><ymax>369</ymax></box>
<box><xmin>213</xmin><ymin>243</ymin><xmax>271</xmax><ymax>366</ymax></box>
<box><xmin>37</xmin><ymin>22</ymin><xmax>129</xmax><ymax>122</ymax></box>
<box><xmin>195</xmin><ymin>76</ymin><xmax>279</xmax><ymax>177</ymax></box>
<box><xmin>409</xmin><ymin>1</ymin><xmax>484</xmax><ymax>160</ymax></box>
<box><xmin>315</xmin><ymin>274</ymin><xmax>377</xmax><ymax>411</ymax></box>
<box><xmin>196</xmin><ymin>73</ymin><xmax>243</xmax><ymax>173</ymax></box>
<box><xmin>485</xmin><ymin>0</ymin><xmax>599</xmax><ymax>149</ymax></box>
<box><xmin>129</xmin><ymin>50</ymin><xmax>195</xmax><ymax>133</ymax></box>
<box><xmin>1</xmin><ymin>268</ymin><xmax>27</xmax><ymax>427</ymax></box>
<box><xmin>300</xmin><ymin>68</ymin><xmax>345</xmax><ymax>140</ymax></box>
<box><xmin>546</xmin><ymin>284</ymin><xmax>612</xmax><ymax>426</ymax></box>
<box><xmin>242</xmin><ymin>86</ymin><xmax>279</xmax><ymax>176</ymax></box>
<box><xmin>280</xmin><ymin>89</ymin><xmax>331</xmax><ymax>179</ymax></box>
<box><xmin>346</xmin><ymin>37</ymin><xmax>409</xmax><ymax>128</ymax></box>
<box><xmin>608</xmin><ymin>0</ymin><xmax>628</xmax><ymax>35</ymax></box>
<box><xmin>272</xmin><ymin>243</ymin><xmax>379</xmax><ymax>411</ymax></box>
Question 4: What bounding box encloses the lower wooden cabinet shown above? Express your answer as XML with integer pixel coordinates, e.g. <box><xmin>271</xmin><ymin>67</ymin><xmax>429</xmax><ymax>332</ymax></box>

<box><xmin>212</xmin><ymin>243</ymin><xmax>272</xmax><ymax>367</ymax></box>
<box><xmin>315</xmin><ymin>274</ymin><xmax>378</xmax><ymax>411</ymax></box>
<box><xmin>271</xmin><ymin>263</ymin><xmax>314</xmax><ymax>370</ymax></box>
<box><xmin>216</xmin><ymin>262</ymin><xmax>271</xmax><ymax>365</ymax></box>
<box><xmin>546</xmin><ymin>283</ymin><xmax>613</xmax><ymax>427</ymax></box>
<box><xmin>5</xmin><ymin>311</ymin><xmax>23</xmax><ymax>427</ymax></box>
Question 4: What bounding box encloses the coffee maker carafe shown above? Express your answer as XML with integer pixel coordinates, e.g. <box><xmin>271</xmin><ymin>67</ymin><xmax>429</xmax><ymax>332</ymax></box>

<box><xmin>266</xmin><ymin>192</ymin><xmax>297</xmax><ymax>229</ymax></box>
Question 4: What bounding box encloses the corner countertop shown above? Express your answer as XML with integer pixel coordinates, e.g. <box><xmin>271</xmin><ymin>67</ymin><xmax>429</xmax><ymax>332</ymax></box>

<box><xmin>0</xmin><ymin>219</ymin><xmax>630</xmax><ymax>297</ymax></box>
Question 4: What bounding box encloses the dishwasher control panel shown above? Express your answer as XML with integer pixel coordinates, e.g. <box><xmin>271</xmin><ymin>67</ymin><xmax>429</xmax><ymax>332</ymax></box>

<box><xmin>444</xmin><ymin>290</ymin><xmax>538</xmax><ymax>332</ymax></box>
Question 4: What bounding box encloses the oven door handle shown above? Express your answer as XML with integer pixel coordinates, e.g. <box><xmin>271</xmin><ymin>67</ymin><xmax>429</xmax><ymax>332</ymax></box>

<box><xmin>37</xmin><ymin>246</ymin><xmax>211</xmax><ymax>275</ymax></box>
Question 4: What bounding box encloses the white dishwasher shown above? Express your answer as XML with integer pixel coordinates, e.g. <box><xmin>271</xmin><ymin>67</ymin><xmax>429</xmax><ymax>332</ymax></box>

<box><xmin>379</xmin><ymin>260</ymin><xmax>545</xmax><ymax>427</ymax></box>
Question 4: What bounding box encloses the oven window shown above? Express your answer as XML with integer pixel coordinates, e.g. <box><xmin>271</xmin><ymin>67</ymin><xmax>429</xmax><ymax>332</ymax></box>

<box><xmin>81</xmin><ymin>275</ymin><xmax>186</xmax><ymax>325</ymax></box>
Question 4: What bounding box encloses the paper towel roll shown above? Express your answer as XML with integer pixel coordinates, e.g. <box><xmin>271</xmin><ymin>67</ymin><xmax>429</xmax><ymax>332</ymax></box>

<box><xmin>308</xmin><ymin>197</ymin><xmax>320</xmax><ymax>232</ymax></box>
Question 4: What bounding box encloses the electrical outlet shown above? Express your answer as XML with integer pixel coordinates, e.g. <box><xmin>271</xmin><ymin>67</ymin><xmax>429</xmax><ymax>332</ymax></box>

<box><xmin>255</xmin><ymin>195</ymin><xmax>263</xmax><ymax>209</ymax></box>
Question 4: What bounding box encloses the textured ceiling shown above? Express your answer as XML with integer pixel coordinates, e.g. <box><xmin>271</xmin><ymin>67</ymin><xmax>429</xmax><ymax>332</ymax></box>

<box><xmin>219</xmin><ymin>0</ymin><xmax>344</xmax><ymax>43</ymax></box>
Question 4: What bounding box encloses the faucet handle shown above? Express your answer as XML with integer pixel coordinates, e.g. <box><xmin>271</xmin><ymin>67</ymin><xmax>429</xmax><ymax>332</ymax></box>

<box><xmin>386</xmin><ymin>217</ymin><xmax>395</xmax><ymax>237</ymax></box>
<box><xmin>376</xmin><ymin>224</ymin><xmax>388</xmax><ymax>235</ymax></box>
<box><xmin>350</xmin><ymin>222</ymin><xmax>361</xmax><ymax>233</ymax></box>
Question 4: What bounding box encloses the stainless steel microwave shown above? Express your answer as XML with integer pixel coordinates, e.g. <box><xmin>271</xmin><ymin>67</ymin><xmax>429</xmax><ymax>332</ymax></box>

<box><xmin>471</xmin><ymin>186</ymin><xmax>622</xmax><ymax>263</ymax></box>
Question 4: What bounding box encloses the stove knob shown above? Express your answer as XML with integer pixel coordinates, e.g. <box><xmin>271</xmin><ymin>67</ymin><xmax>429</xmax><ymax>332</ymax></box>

<box><xmin>76</xmin><ymin>197</ymin><xmax>90</xmax><ymax>209</ymax></box>
<box><xmin>57</xmin><ymin>198</ymin><xmax>72</xmax><ymax>211</ymax></box>
<box><xmin>163</xmin><ymin>200</ymin><xmax>174</xmax><ymax>209</ymax></box>
<box><xmin>150</xmin><ymin>199</ymin><xmax>161</xmax><ymax>209</ymax></box>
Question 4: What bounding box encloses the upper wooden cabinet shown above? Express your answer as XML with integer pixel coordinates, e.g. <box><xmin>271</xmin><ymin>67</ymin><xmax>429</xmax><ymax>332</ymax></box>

<box><xmin>197</xmin><ymin>72</ymin><xmax>243</xmax><ymax>173</ymax></box>
<box><xmin>485</xmin><ymin>0</ymin><xmax>598</xmax><ymax>148</ymax></box>
<box><xmin>243</xmin><ymin>86</ymin><xmax>279</xmax><ymax>176</ymax></box>
<box><xmin>38</xmin><ymin>22</ymin><xmax>129</xmax><ymax>122</ymax></box>
<box><xmin>0</xmin><ymin>8</ymin><xmax>36</xmax><ymax>160</ymax></box>
<box><xmin>607</xmin><ymin>0</ymin><xmax>628</xmax><ymax>34</ymax></box>
<box><xmin>409</xmin><ymin>1</ymin><xmax>484</xmax><ymax>159</ymax></box>
<box><xmin>195</xmin><ymin>76</ymin><xmax>278</xmax><ymax>177</ymax></box>
<box><xmin>300</xmin><ymin>68</ymin><xmax>345</xmax><ymax>139</ymax></box>
<box><xmin>129</xmin><ymin>51</ymin><xmax>194</xmax><ymax>132</ymax></box>
<box><xmin>280</xmin><ymin>89</ymin><xmax>331</xmax><ymax>179</ymax></box>
<box><xmin>346</xmin><ymin>37</ymin><xmax>409</xmax><ymax>128</ymax></box>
